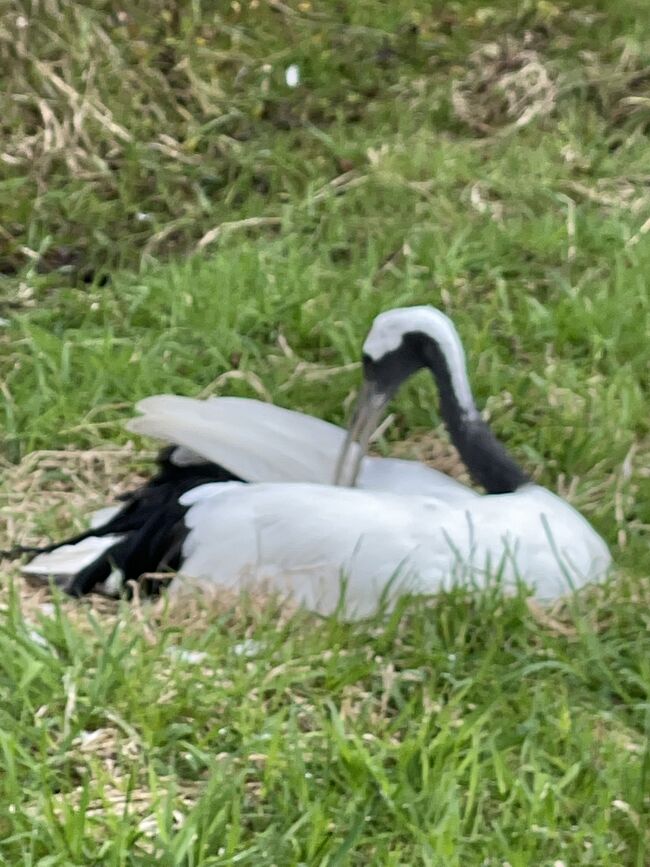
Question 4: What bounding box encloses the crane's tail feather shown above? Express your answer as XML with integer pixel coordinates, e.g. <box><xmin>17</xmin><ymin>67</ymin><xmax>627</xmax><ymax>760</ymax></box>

<box><xmin>17</xmin><ymin>447</ymin><xmax>239</xmax><ymax>596</ymax></box>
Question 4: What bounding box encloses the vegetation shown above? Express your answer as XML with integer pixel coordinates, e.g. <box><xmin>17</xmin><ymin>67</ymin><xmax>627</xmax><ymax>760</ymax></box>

<box><xmin>0</xmin><ymin>0</ymin><xmax>648</xmax><ymax>863</ymax></box>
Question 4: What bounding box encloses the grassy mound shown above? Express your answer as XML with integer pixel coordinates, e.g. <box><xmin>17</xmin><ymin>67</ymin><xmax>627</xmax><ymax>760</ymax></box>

<box><xmin>1</xmin><ymin>0</ymin><xmax>648</xmax><ymax>862</ymax></box>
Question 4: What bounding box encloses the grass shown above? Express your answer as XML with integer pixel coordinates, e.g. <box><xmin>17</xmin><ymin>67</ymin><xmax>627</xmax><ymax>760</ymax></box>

<box><xmin>1</xmin><ymin>0</ymin><xmax>649</xmax><ymax>862</ymax></box>
<box><xmin>0</xmin><ymin>578</ymin><xmax>649</xmax><ymax>865</ymax></box>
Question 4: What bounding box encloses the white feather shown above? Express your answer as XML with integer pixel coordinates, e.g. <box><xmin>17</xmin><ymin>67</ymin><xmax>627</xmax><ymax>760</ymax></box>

<box><xmin>89</xmin><ymin>506</ymin><xmax>121</xmax><ymax>529</ymax></box>
<box><xmin>21</xmin><ymin>506</ymin><xmax>124</xmax><ymax>589</ymax></box>
<box><xmin>360</xmin><ymin>456</ymin><xmax>475</xmax><ymax>502</ymax></box>
<box><xmin>22</xmin><ymin>534</ymin><xmax>123</xmax><ymax>579</ymax></box>
<box><xmin>169</xmin><ymin>446</ymin><xmax>209</xmax><ymax>467</ymax></box>
<box><xmin>127</xmin><ymin>395</ymin><xmax>352</xmax><ymax>484</ymax></box>
<box><xmin>171</xmin><ymin>482</ymin><xmax>611</xmax><ymax>617</ymax></box>
<box><xmin>127</xmin><ymin>394</ymin><xmax>472</xmax><ymax>500</ymax></box>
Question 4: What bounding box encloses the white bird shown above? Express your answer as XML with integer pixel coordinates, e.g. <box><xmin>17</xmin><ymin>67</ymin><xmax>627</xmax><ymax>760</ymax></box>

<box><xmin>19</xmin><ymin>398</ymin><xmax>471</xmax><ymax>593</ymax></box>
<box><xmin>20</xmin><ymin>363</ymin><xmax>473</xmax><ymax>593</ymax></box>
<box><xmin>22</xmin><ymin>306</ymin><xmax>611</xmax><ymax>615</ymax></box>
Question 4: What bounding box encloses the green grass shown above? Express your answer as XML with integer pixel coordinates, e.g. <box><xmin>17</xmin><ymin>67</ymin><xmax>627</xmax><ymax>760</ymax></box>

<box><xmin>1</xmin><ymin>584</ymin><xmax>650</xmax><ymax>865</ymax></box>
<box><xmin>1</xmin><ymin>0</ymin><xmax>649</xmax><ymax>862</ymax></box>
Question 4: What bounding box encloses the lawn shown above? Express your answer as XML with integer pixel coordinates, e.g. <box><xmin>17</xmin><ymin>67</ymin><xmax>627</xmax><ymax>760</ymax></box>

<box><xmin>0</xmin><ymin>0</ymin><xmax>649</xmax><ymax>863</ymax></box>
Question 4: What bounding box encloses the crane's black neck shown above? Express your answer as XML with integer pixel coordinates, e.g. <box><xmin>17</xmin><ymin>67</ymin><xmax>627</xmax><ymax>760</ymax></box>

<box><xmin>446</xmin><ymin>415</ymin><xmax>529</xmax><ymax>494</ymax></box>
<box><xmin>365</xmin><ymin>331</ymin><xmax>529</xmax><ymax>495</ymax></box>
<box><xmin>418</xmin><ymin>336</ymin><xmax>529</xmax><ymax>494</ymax></box>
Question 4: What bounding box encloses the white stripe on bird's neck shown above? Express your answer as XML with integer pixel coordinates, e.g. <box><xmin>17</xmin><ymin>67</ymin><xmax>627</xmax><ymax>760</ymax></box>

<box><xmin>363</xmin><ymin>306</ymin><xmax>479</xmax><ymax>419</ymax></box>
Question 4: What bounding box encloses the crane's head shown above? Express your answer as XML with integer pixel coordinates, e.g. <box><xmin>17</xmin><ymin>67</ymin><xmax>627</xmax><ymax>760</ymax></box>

<box><xmin>334</xmin><ymin>306</ymin><xmax>479</xmax><ymax>486</ymax></box>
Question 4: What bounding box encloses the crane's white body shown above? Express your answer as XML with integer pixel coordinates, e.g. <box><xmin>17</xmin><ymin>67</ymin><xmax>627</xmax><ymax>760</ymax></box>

<box><xmin>23</xmin><ymin>395</ymin><xmax>611</xmax><ymax>612</ymax></box>
<box><xmin>173</xmin><ymin>481</ymin><xmax>610</xmax><ymax>617</ymax></box>
<box><xmin>22</xmin><ymin>396</ymin><xmax>474</xmax><ymax>585</ymax></box>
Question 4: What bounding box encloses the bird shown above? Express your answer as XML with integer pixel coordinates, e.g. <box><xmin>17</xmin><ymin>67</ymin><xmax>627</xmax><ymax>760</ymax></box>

<box><xmin>18</xmin><ymin>399</ymin><xmax>472</xmax><ymax>595</ymax></box>
<box><xmin>19</xmin><ymin>362</ymin><xmax>472</xmax><ymax>597</ymax></box>
<box><xmin>21</xmin><ymin>305</ymin><xmax>611</xmax><ymax>616</ymax></box>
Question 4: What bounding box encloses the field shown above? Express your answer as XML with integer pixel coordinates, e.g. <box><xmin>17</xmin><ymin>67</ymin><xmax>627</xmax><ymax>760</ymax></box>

<box><xmin>1</xmin><ymin>0</ymin><xmax>649</xmax><ymax>863</ymax></box>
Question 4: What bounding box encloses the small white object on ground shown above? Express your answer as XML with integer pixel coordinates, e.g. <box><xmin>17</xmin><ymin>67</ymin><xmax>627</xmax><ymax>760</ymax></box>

<box><xmin>165</xmin><ymin>646</ymin><xmax>207</xmax><ymax>665</ymax></box>
<box><xmin>233</xmin><ymin>639</ymin><xmax>263</xmax><ymax>658</ymax></box>
<box><xmin>285</xmin><ymin>64</ymin><xmax>300</xmax><ymax>88</ymax></box>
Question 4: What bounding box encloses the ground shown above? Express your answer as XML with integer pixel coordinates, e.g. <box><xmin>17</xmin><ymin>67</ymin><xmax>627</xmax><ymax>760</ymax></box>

<box><xmin>0</xmin><ymin>0</ymin><xmax>649</xmax><ymax>864</ymax></box>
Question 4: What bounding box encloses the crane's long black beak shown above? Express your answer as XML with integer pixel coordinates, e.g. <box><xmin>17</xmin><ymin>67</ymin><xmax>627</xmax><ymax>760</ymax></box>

<box><xmin>333</xmin><ymin>380</ymin><xmax>391</xmax><ymax>487</ymax></box>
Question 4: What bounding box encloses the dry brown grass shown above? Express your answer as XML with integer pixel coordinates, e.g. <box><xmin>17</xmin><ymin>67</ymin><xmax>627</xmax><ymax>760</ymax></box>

<box><xmin>0</xmin><ymin>446</ymin><xmax>145</xmax><ymax>622</ymax></box>
<box><xmin>452</xmin><ymin>38</ymin><xmax>557</xmax><ymax>136</ymax></box>
<box><xmin>389</xmin><ymin>429</ymin><xmax>472</xmax><ymax>486</ymax></box>
<box><xmin>0</xmin><ymin>444</ymin><xmax>150</xmax><ymax>549</ymax></box>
